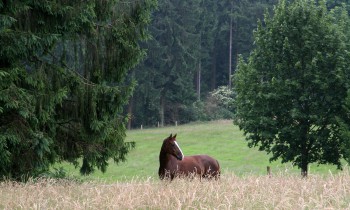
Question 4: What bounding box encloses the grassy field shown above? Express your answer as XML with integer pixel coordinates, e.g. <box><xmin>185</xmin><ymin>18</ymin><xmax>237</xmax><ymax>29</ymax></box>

<box><xmin>2</xmin><ymin>120</ymin><xmax>350</xmax><ymax>209</ymax></box>
<box><xmin>60</xmin><ymin>120</ymin><xmax>342</xmax><ymax>181</ymax></box>
<box><xmin>1</xmin><ymin>172</ymin><xmax>350</xmax><ymax>209</ymax></box>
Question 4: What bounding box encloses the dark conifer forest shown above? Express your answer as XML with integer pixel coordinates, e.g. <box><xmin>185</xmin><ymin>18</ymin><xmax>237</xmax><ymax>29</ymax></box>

<box><xmin>128</xmin><ymin>0</ymin><xmax>350</xmax><ymax>129</ymax></box>
<box><xmin>128</xmin><ymin>0</ymin><xmax>280</xmax><ymax>128</ymax></box>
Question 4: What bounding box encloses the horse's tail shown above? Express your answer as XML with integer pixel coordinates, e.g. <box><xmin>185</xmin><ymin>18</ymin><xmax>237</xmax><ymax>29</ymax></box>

<box><xmin>216</xmin><ymin>159</ymin><xmax>221</xmax><ymax>179</ymax></box>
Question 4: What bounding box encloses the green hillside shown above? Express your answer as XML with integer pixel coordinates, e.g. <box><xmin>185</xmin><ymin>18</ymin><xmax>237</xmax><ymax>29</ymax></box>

<box><xmin>60</xmin><ymin>120</ymin><xmax>342</xmax><ymax>181</ymax></box>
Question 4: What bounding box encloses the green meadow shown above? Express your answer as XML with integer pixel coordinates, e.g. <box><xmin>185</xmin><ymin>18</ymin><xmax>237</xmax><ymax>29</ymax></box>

<box><xmin>60</xmin><ymin>120</ymin><xmax>342</xmax><ymax>182</ymax></box>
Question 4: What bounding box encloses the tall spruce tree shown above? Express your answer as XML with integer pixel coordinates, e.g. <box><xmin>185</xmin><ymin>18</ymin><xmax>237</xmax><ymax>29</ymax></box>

<box><xmin>0</xmin><ymin>0</ymin><xmax>156</xmax><ymax>180</ymax></box>
<box><xmin>196</xmin><ymin>0</ymin><xmax>219</xmax><ymax>100</ymax></box>
<box><xmin>209</xmin><ymin>0</ymin><xmax>275</xmax><ymax>89</ymax></box>
<box><xmin>234</xmin><ymin>0</ymin><xmax>350</xmax><ymax>177</ymax></box>
<box><xmin>130</xmin><ymin>0</ymin><xmax>200</xmax><ymax>127</ymax></box>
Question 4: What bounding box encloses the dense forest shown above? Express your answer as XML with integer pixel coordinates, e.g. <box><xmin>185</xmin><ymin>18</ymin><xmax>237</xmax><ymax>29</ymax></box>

<box><xmin>126</xmin><ymin>0</ymin><xmax>347</xmax><ymax>128</ymax></box>
<box><xmin>126</xmin><ymin>0</ymin><xmax>350</xmax><ymax>128</ymax></box>
<box><xmin>127</xmin><ymin>0</ymin><xmax>276</xmax><ymax>128</ymax></box>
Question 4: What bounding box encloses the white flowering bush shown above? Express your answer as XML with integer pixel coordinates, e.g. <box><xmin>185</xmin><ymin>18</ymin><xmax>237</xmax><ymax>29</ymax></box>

<box><xmin>191</xmin><ymin>86</ymin><xmax>235</xmax><ymax>121</ymax></box>
<box><xmin>209</xmin><ymin>86</ymin><xmax>235</xmax><ymax>111</ymax></box>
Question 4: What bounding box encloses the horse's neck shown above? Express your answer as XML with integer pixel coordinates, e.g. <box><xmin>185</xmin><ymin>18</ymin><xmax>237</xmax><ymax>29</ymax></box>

<box><xmin>159</xmin><ymin>151</ymin><xmax>176</xmax><ymax>169</ymax></box>
<box><xmin>159</xmin><ymin>151</ymin><xmax>168</xmax><ymax>168</ymax></box>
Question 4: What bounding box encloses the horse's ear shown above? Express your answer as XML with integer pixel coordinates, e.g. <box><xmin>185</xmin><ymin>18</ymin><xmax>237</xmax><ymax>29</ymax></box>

<box><xmin>169</xmin><ymin>133</ymin><xmax>172</xmax><ymax>138</ymax></box>
<box><xmin>173</xmin><ymin>134</ymin><xmax>177</xmax><ymax>139</ymax></box>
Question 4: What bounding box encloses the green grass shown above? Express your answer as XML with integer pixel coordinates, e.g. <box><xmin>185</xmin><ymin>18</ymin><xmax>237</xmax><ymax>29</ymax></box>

<box><xmin>59</xmin><ymin>120</ymin><xmax>343</xmax><ymax>181</ymax></box>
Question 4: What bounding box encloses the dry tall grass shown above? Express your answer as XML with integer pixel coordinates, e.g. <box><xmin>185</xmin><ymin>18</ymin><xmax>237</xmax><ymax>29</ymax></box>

<box><xmin>1</xmin><ymin>171</ymin><xmax>350</xmax><ymax>209</ymax></box>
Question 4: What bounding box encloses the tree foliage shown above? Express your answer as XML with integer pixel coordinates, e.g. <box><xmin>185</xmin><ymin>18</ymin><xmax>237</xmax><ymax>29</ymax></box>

<box><xmin>129</xmin><ymin>0</ymin><xmax>201</xmax><ymax>127</ymax></box>
<box><xmin>234</xmin><ymin>0</ymin><xmax>350</xmax><ymax>176</ymax></box>
<box><xmin>128</xmin><ymin>0</ymin><xmax>276</xmax><ymax>128</ymax></box>
<box><xmin>0</xmin><ymin>0</ymin><xmax>156</xmax><ymax>180</ymax></box>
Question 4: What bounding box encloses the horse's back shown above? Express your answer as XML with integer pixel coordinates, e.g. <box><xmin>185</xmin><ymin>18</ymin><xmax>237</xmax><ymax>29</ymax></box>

<box><xmin>183</xmin><ymin>155</ymin><xmax>220</xmax><ymax>178</ymax></box>
<box><xmin>197</xmin><ymin>155</ymin><xmax>220</xmax><ymax>176</ymax></box>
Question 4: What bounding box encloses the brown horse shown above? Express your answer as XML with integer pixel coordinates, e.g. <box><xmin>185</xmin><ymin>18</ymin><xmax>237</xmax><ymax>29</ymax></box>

<box><xmin>158</xmin><ymin>134</ymin><xmax>220</xmax><ymax>180</ymax></box>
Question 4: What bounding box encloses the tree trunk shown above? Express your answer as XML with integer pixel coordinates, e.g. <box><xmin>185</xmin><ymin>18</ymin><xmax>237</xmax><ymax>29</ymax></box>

<box><xmin>301</xmin><ymin>162</ymin><xmax>308</xmax><ymax>178</ymax></box>
<box><xmin>197</xmin><ymin>61</ymin><xmax>201</xmax><ymax>101</ymax></box>
<box><xmin>301</xmin><ymin>142</ymin><xmax>309</xmax><ymax>177</ymax></box>
<box><xmin>228</xmin><ymin>3</ymin><xmax>233</xmax><ymax>88</ymax></box>
<box><xmin>300</xmin><ymin>122</ymin><xmax>309</xmax><ymax>178</ymax></box>
<box><xmin>127</xmin><ymin>96</ymin><xmax>133</xmax><ymax>130</ymax></box>
<box><xmin>159</xmin><ymin>95</ymin><xmax>165</xmax><ymax>127</ymax></box>
<box><xmin>211</xmin><ymin>50</ymin><xmax>217</xmax><ymax>90</ymax></box>
<box><xmin>127</xmin><ymin>70</ymin><xmax>135</xmax><ymax>130</ymax></box>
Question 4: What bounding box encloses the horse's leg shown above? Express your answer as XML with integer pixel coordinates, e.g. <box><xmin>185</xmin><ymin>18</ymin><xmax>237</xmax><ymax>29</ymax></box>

<box><xmin>195</xmin><ymin>167</ymin><xmax>203</xmax><ymax>181</ymax></box>
<box><xmin>215</xmin><ymin>172</ymin><xmax>220</xmax><ymax>180</ymax></box>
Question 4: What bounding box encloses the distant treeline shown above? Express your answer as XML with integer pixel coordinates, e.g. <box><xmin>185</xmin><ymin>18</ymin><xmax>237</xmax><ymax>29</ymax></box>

<box><xmin>127</xmin><ymin>0</ymin><xmax>349</xmax><ymax>128</ymax></box>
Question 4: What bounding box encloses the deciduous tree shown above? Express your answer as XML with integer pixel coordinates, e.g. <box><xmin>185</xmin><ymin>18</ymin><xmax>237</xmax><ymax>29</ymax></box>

<box><xmin>234</xmin><ymin>0</ymin><xmax>350</xmax><ymax>177</ymax></box>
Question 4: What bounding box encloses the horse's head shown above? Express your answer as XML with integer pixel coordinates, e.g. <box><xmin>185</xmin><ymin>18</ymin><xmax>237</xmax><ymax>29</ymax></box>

<box><xmin>161</xmin><ymin>134</ymin><xmax>184</xmax><ymax>161</ymax></box>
